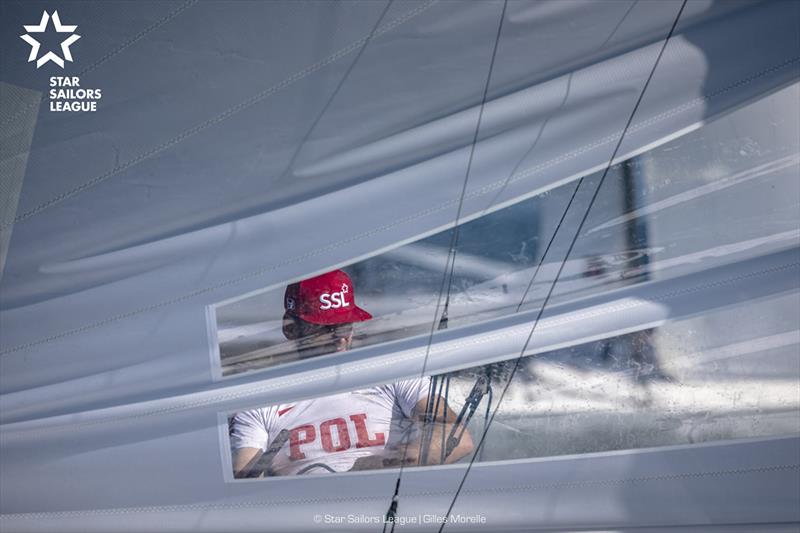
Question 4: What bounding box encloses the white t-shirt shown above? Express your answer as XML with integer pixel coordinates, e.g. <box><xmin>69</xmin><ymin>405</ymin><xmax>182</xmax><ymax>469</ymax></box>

<box><xmin>230</xmin><ymin>378</ymin><xmax>430</xmax><ymax>475</ymax></box>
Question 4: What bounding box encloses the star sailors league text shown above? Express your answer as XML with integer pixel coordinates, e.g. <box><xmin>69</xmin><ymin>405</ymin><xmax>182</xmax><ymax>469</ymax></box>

<box><xmin>49</xmin><ymin>76</ymin><xmax>102</xmax><ymax>112</ymax></box>
<box><xmin>20</xmin><ymin>10</ymin><xmax>104</xmax><ymax>112</ymax></box>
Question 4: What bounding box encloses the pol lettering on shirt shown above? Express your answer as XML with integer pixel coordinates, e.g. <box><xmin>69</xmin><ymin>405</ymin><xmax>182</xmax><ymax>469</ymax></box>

<box><xmin>288</xmin><ymin>413</ymin><xmax>386</xmax><ymax>460</ymax></box>
<box><xmin>230</xmin><ymin>380</ymin><xmax>428</xmax><ymax>475</ymax></box>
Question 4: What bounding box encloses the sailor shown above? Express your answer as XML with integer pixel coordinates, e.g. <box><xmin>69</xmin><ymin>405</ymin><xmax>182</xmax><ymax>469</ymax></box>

<box><xmin>230</xmin><ymin>269</ymin><xmax>473</xmax><ymax>477</ymax></box>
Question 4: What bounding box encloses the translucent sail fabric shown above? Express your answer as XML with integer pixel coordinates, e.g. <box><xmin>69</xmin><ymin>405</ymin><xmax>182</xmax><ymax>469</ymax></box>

<box><xmin>1</xmin><ymin>1</ymin><xmax>798</xmax><ymax>531</ymax></box>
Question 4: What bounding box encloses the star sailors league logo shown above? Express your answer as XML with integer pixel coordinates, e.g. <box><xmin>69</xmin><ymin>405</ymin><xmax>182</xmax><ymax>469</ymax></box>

<box><xmin>20</xmin><ymin>11</ymin><xmax>81</xmax><ymax>68</ymax></box>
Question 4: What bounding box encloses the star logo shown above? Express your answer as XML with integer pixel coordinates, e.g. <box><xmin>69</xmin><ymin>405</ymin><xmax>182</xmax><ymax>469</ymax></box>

<box><xmin>20</xmin><ymin>11</ymin><xmax>81</xmax><ymax>69</ymax></box>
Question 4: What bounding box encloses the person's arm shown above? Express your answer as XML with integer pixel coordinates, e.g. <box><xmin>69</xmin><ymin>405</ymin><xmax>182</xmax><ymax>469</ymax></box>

<box><xmin>405</xmin><ymin>395</ymin><xmax>474</xmax><ymax>465</ymax></box>
<box><xmin>351</xmin><ymin>395</ymin><xmax>473</xmax><ymax>471</ymax></box>
<box><xmin>229</xmin><ymin>409</ymin><xmax>270</xmax><ymax>478</ymax></box>
<box><xmin>233</xmin><ymin>447</ymin><xmax>264</xmax><ymax>478</ymax></box>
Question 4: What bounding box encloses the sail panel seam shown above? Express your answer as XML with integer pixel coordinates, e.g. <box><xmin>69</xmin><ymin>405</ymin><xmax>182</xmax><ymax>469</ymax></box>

<box><xmin>2</xmin><ymin>259</ymin><xmax>795</xmax><ymax>437</ymax></box>
<box><xmin>1</xmin><ymin>56</ymin><xmax>796</xmax><ymax>356</ymax></box>
<box><xmin>1</xmin><ymin>462</ymin><xmax>796</xmax><ymax>520</ymax></box>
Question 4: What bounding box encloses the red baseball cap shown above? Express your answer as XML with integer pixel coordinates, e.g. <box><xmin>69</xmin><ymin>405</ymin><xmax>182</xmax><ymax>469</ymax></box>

<box><xmin>284</xmin><ymin>270</ymin><xmax>372</xmax><ymax>325</ymax></box>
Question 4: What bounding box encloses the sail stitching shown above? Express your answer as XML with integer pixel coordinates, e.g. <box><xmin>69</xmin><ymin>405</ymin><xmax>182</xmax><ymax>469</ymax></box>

<box><xmin>2</xmin><ymin>260</ymin><xmax>795</xmax><ymax>437</ymax></box>
<box><xmin>1</xmin><ymin>462</ymin><xmax>797</xmax><ymax>520</ymax></box>
<box><xmin>1</xmin><ymin>56</ymin><xmax>795</xmax><ymax>356</ymax></box>
<box><xmin>434</xmin><ymin>2</ymin><xmax>690</xmax><ymax>529</ymax></box>
<box><xmin>0</xmin><ymin>0</ymin><xmax>200</xmax><ymax>130</ymax></box>
<box><xmin>2</xmin><ymin>0</ymin><xmax>439</xmax><ymax>230</ymax></box>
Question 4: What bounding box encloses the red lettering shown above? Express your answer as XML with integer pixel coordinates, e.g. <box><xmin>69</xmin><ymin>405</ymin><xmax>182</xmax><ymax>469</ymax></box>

<box><xmin>320</xmin><ymin>418</ymin><xmax>351</xmax><ymax>452</ymax></box>
<box><xmin>350</xmin><ymin>413</ymin><xmax>385</xmax><ymax>448</ymax></box>
<box><xmin>289</xmin><ymin>424</ymin><xmax>316</xmax><ymax>460</ymax></box>
<box><xmin>287</xmin><ymin>415</ymin><xmax>385</xmax><ymax>459</ymax></box>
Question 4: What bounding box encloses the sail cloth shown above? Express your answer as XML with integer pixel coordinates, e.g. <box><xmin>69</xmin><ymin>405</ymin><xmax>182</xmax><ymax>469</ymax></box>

<box><xmin>1</xmin><ymin>0</ymin><xmax>798</xmax><ymax>531</ymax></box>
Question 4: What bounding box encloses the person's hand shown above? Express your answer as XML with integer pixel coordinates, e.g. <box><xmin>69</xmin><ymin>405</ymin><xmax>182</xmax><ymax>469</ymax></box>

<box><xmin>349</xmin><ymin>446</ymin><xmax>421</xmax><ymax>471</ymax></box>
<box><xmin>349</xmin><ymin>455</ymin><xmax>385</xmax><ymax>471</ymax></box>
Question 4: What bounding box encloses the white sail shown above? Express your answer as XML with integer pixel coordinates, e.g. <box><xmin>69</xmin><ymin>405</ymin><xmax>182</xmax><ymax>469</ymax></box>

<box><xmin>1</xmin><ymin>1</ymin><xmax>798</xmax><ymax>531</ymax></box>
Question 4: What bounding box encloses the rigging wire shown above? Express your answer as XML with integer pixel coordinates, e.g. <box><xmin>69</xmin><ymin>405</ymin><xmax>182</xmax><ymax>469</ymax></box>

<box><xmin>514</xmin><ymin>177</ymin><xmax>583</xmax><ymax>314</ymax></box>
<box><xmin>435</xmin><ymin>2</ymin><xmax>688</xmax><ymax>531</ymax></box>
<box><xmin>382</xmin><ymin>2</ymin><xmax>508</xmax><ymax>531</ymax></box>
<box><xmin>280</xmin><ymin>0</ymin><xmax>394</xmax><ymax>182</ymax></box>
<box><xmin>436</xmin><ymin>0</ymin><xmax>509</xmax><ymax>334</ymax></box>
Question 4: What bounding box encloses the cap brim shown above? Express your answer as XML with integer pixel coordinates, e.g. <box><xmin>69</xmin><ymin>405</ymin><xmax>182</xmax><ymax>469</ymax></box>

<box><xmin>347</xmin><ymin>305</ymin><xmax>372</xmax><ymax>322</ymax></box>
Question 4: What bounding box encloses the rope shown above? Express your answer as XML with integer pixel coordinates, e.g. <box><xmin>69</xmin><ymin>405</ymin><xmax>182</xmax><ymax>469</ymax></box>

<box><xmin>436</xmin><ymin>2</ymin><xmax>689</xmax><ymax>530</ymax></box>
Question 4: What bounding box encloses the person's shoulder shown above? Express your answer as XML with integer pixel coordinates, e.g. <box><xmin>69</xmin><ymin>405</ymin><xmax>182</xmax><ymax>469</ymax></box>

<box><xmin>233</xmin><ymin>405</ymin><xmax>275</xmax><ymax>424</ymax></box>
<box><xmin>242</xmin><ymin>405</ymin><xmax>275</xmax><ymax>415</ymax></box>
<box><xmin>392</xmin><ymin>376</ymin><xmax>431</xmax><ymax>389</ymax></box>
<box><xmin>352</xmin><ymin>385</ymin><xmax>390</xmax><ymax>396</ymax></box>
<box><xmin>383</xmin><ymin>377</ymin><xmax>430</xmax><ymax>396</ymax></box>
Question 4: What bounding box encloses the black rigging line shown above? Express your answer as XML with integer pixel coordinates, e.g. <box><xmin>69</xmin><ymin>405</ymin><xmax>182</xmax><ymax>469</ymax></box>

<box><xmin>281</xmin><ymin>0</ymin><xmax>394</xmax><ymax>181</ymax></box>
<box><xmin>514</xmin><ymin>177</ymin><xmax>582</xmax><ymax>314</ymax></box>
<box><xmin>479</xmin><ymin>0</ymin><xmax>636</xmax><ymax>219</ymax></box>
<box><xmin>436</xmin><ymin>0</ymin><xmax>509</xmax><ymax>333</ymax></box>
<box><xmin>435</xmin><ymin>2</ymin><xmax>688</xmax><ymax>531</ymax></box>
<box><xmin>512</xmin><ymin>0</ymin><xmax>639</xmax><ymax>313</ymax></box>
<box><xmin>382</xmin><ymin>2</ymin><xmax>508</xmax><ymax>531</ymax></box>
